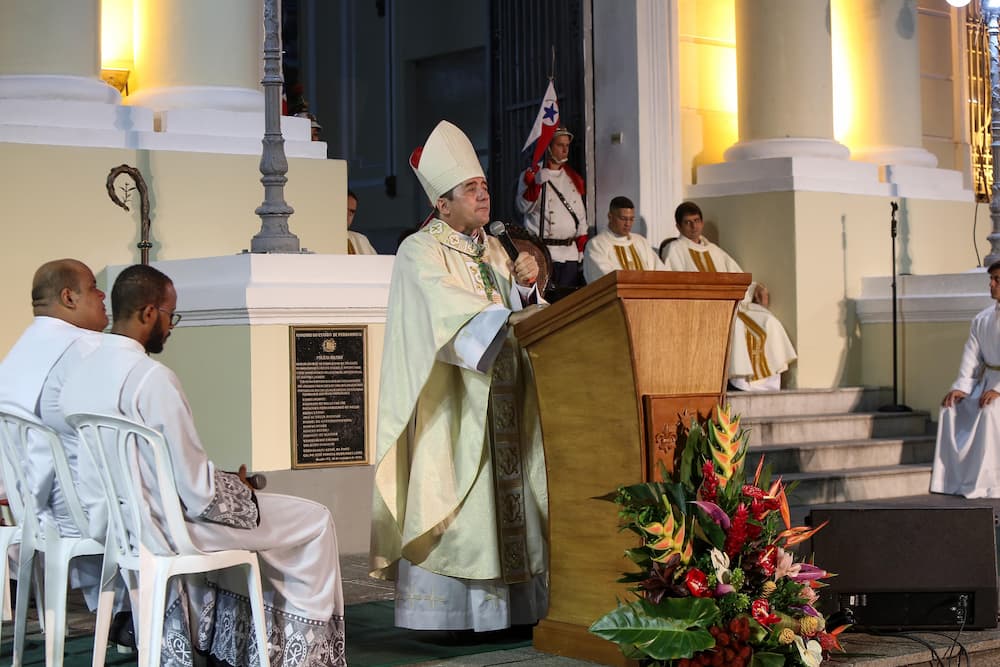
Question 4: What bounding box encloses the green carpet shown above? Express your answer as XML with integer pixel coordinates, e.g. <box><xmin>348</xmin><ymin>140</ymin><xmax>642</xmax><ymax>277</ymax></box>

<box><xmin>0</xmin><ymin>601</ymin><xmax>532</xmax><ymax>667</ymax></box>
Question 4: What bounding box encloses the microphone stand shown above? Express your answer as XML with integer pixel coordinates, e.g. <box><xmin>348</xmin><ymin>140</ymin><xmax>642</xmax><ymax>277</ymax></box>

<box><xmin>879</xmin><ymin>200</ymin><xmax>912</xmax><ymax>413</ymax></box>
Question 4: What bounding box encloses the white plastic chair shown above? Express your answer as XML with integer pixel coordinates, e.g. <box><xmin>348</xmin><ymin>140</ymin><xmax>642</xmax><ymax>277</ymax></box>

<box><xmin>0</xmin><ymin>410</ymin><xmax>107</xmax><ymax>667</ymax></box>
<box><xmin>67</xmin><ymin>412</ymin><xmax>271</xmax><ymax>667</ymax></box>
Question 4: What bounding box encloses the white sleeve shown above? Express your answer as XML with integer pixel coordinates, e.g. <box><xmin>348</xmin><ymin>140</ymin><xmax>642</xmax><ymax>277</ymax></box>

<box><xmin>583</xmin><ymin>238</ymin><xmax>614</xmax><ymax>284</ymax></box>
<box><xmin>952</xmin><ymin>320</ymin><xmax>984</xmax><ymax>394</ymax></box>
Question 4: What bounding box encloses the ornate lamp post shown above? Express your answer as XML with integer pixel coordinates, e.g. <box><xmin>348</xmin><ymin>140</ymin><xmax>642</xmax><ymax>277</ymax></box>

<box><xmin>986</xmin><ymin>0</ymin><xmax>1000</xmax><ymax>266</ymax></box>
<box><xmin>250</xmin><ymin>0</ymin><xmax>300</xmax><ymax>253</ymax></box>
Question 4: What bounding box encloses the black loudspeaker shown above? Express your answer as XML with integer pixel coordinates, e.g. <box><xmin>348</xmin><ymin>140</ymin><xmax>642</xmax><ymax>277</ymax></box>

<box><xmin>809</xmin><ymin>506</ymin><xmax>999</xmax><ymax>630</ymax></box>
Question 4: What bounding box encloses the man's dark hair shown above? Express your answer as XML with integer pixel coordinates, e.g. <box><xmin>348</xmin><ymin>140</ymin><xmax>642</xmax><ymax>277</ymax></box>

<box><xmin>989</xmin><ymin>260</ymin><xmax>1000</xmax><ymax>273</ymax></box>
<box><xmin>111</xmin><ymin>264</ymin><xmax>172</xmax><ymax>323</ymax></box>
<box><xmin>347</xmin><ymin>189</ymin><xmax>358</xmax><ymax>202</ymax></box>
<box><xmin>609</xmin><ymin>196</ymin><xmax>634</xmax><ymax>212</ymax></box>
<box><xmin>674</xmin><ymin>201</ymin><xmax>703</xmax><ymax>225</ymax></box>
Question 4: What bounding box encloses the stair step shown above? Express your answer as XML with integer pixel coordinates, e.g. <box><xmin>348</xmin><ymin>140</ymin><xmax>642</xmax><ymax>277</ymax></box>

<box><xmin>741</xmin><ymin>411</ymin><xmax>931</xmax><ymax>446</ymax></box>
<box><xmin>745</xmin><ymin>435</ymin><xmax>936</xmax><ymax>474</ymax></box>
<box><xmin>728</xmin><ymin>387</ymin><xmax>893</xmax><ymax>417</ymax></box>
<box><xmin>780</xmin><ymin>464</ymin><xmax>932</xmax><ymax>506</ymax></box>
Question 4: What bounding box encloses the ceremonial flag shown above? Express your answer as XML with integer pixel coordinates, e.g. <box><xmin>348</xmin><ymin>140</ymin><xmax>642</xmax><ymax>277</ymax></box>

<box><xmin>521</xmin><ymin>80</ymin><xmax>560</xmax><ymax>166</ymax></box>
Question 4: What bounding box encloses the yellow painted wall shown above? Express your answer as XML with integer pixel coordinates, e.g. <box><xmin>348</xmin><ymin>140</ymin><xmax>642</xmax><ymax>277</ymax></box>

<box><xmin>861</xmin><ymin>320</ymin><xmax>970</xmax><ymax>415</ymax></box>
<box><xmin>692</xmin><ymin>192</ymin><xmax>981</xmax><ymax>389</ymax></box>
<box><xmin>0</xmin><ymin>142</ymin><xmax>347</xmax><ymax>356</ymax></box>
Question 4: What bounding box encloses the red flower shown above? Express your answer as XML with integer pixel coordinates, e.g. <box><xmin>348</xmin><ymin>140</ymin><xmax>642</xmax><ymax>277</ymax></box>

<box><xmin>755</xmin><ymin>545</ymin><xmax>777</xmax><ymax>576</ymax></box>
<box><xmin>751</xmin><ymin>598</ymin><xmax>780</xmax><ymax>626</ymax></box>
<box><xmin>724</xmin><ymin>504</ymin><xmax>749</xmax><ymax>558</ymax></box>
<box><xmin>684</xmin><ymin>567</ymin><xmax>712</xmax><ymax>598</ymax></box>
<box><xmin>741</xmin><ymin>484</ymin><xmax>764</xmax><ymax>500</ymax></box>
<box><xmin>700</xmin><ymin>462</ymin><xmax>719</xmax><ymax>502</ymax></box>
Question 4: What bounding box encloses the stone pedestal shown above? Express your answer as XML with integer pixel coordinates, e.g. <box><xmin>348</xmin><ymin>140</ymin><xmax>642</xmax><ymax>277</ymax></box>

<box><xmin>106</xmin><ymin>253</ymin><xmax>393</xmax><ymax>553</ymax></box>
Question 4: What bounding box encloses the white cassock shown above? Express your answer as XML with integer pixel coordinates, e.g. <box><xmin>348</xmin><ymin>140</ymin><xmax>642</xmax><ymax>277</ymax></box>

<box><xmin>515</xmin><ymin>165</ymin><xmax>587</xmax><ymax>264</ymax></box>
<box><xmin>662</xmin><ymin>235</ymin><xmax>797</xmax><ymax>391</ymax></box>
<box><xmin>371</xmin><ymin>221</ymin><xmax>549</xmax><ymax>632</ymax></box>
<box><xmin>582</xmin><ymin>230</ymin><xmax>665</xmax><ymax>284</ymax></box>
<box><xmin>58</xmin><ymin>334</ymin><xmax>346</xmax><ymax>667</ymax></box>
<box><xmin>0</xmin><ymin>316</ymin><xmax>100</xmax><ymax>535</ymax></box>
<box><xmin>931</xmin><ymin>304</ymin><xmax>1000</xmax><ymax>498</ymax></box>
<box><xmin>347</xmin><ymin>230</ymin><xmax>377</xmax><ymax>255</ymax></box>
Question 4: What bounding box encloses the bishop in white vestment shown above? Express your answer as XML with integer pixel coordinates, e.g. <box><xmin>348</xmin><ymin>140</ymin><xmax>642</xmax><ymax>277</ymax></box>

<box><xmin>664</xmin><ymin>202</ymin><xmax>797</xmax><ymax>391</ymax></box>
<box><xmin>583</xmin><ymin>196</ymin><xmax>664</xmax><ymax>283</ymax></box>
<box><xmin>371</xmin><ymin>120</ymin><xmax>549</xmax><ymax>632</ymax></box>
<box><xmin>56</xmin><ymin>264</ymin><xmax>346</xmax><ymax>667</ymax></box>
<box><xmin>931</xmin><ymin>265</ymin><xmax>1000</xmax><ymax>498</ymax></box>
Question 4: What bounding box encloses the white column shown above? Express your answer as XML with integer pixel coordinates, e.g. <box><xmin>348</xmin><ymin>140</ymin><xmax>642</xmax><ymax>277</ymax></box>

<box><xmin>592</xmin><ymin>0</ymin><xmax>682</xmax><ymax>245</ymax></box>
<box><xmin>725</xmin><ymin>0</ymin><xmax>848</xmax><ymax>162</ymax></box>
<box><xmin>130</xmin><ymin>0</ymin><xmax>263</xmax><ymax>113</ymax></box>
<box><xmin>840</xmin><ymin>0</ymin><xmax>935</xmax><ymax>167</ymax></box>
<box><xmin>127</xmin><ymin>0</ymin><xmax>315</xmax><ymax>147</ymax></box>
<box><xmin>0</xmin><ymin>0</ymin><xmax>155</xmax><ymax>149</ymax></box>
<box><xmin>689</xmin><ymin>0</ymin><xmax>888</xmax><ymax>198</ymax></box>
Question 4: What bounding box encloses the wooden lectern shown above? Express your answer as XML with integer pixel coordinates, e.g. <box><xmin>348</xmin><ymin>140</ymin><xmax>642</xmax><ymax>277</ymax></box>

<box><xmin>514</xmin><ymin>270</ymin><xmax>751</xmax><ymax>666</ymax></box>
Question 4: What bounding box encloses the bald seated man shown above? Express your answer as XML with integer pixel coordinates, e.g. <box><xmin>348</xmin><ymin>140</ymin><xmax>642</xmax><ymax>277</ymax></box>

<box><xmin>0</xmin><ymin>258</ymin><xmax>108</xmax><ymax>536</ymax></box>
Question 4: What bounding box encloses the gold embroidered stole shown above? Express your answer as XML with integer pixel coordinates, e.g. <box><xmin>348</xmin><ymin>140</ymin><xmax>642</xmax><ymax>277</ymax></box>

<box><xmin>688</xmin><ymin>248</ymin><xmax>717</xmax><ymax>273</ymax></box>
<box><xmin>736</xmin><ymin>312</ymin><xmax>770</xmax><ymax>381</ymax></box>
<box><xmin>613</xmin><ymin>244</ymin><xmax>645</xmax><ymax>270</ymax></box>
<box><xmin>347</xmin><ymin>239</ymin><xmax>357</xmax><ymax>255</ymax></box>
<box><xmin>487</xmin><ymin>343</ymin><xmax>530</xmax><ymax>584</ymax></box>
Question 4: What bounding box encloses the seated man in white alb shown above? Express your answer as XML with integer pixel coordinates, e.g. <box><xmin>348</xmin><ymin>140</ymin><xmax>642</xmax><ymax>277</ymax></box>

<box><xmin>662</xmin><ymin>201</ymin><xmax>796</xmax><ymax>391</ymax></box>
<box><xmin>930</xmin><ymin>260</ymin><xmax>1000</xmax><ymax>498</ymax></box>
<box><xmin>583</xmin><ymin>196</ymin><xmax>664</xmax><ymax>283</ymax></box>
<box><xmin>53</xmin><ymin>264</ymin><xmax>346</xmax><ymax>667</ymax></box>
<box><xmin>347</xmin><ymin>189</ymin><xmax>377</xmax><ymax>255</ymax></box>
<box><xmin>0</xmin><ymin>259</ymin><xmax>108</xmax><ymax>536</ymax></box>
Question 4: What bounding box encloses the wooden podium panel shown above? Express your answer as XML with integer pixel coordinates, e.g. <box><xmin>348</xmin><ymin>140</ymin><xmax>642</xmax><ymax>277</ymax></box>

<box><xmin>515</xmin><ymin>271</ymin><xmax>749</xmax><ymax>664</ymax></box>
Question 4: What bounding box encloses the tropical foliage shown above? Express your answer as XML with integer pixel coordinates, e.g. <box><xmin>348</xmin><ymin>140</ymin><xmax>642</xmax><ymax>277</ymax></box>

<box><xmin>589</xmin><ymin>405</ymin><xmax>847</xmax><ymax>666</ymax></box>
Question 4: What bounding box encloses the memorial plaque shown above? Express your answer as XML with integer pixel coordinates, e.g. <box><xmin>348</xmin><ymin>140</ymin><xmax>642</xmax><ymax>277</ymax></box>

<box><xmin>290</xmin><ymin>326</ymin><xmax>368</xmax><ymax>468</ymax></box>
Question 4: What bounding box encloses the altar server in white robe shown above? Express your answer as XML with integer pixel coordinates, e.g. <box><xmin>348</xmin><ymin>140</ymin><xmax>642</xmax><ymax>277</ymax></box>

<box><xmin>57</xmin><ymin>264</ymin><xmax>346</xmax><ymax>667</ymax></box>
<box><xmin>662</xmin><ymin>201</ymin><xmax>797</xmax><ymax>391</ymax></box>
<box><xmin>371</xmin><ymin>120</ymin><xmax>549</xmax><ymax>632</ymax></box>
<box><xmin>0</xmin><ymin>258</ymin><xmax>107</xmax><ymax>538</ymax></box>
<box><xmin>583</xmin><ymin>196</ymin><xmax>665</xmax><ymax>283</ymax></box>
<box><xmin>931</xmin><ymin>261</ymin><xmax>1000</xmax><ymax>498</ymax></box>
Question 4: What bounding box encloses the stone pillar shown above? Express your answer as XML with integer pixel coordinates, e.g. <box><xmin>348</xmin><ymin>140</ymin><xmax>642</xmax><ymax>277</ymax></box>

<box><xmin>127</xmin><ymin>0</ymin><xmax>313</xmax><ymax>146</ymax></box>
<box><xmin>690</xmin><ymin>0</ymin><xmax>887</xmax><ymax>198</ymax></box>
<box><xmin>725</xmin><ymin>0</ymin><xmax>849</xmax><ymax>162</ymax></box>
<box><xmin>0</xmin><ymin>0</ymin><xmax>119</xmax><ymax>104</ymax></box>
<box><xmin>837</xmin><ymin>0</ymin><xmax>937</xmax><ymax>168</ymax></box>
<box><xmin>130</xmin><ymin>0</ymin><xmax>263</xmax><ymax>113</ymax></box>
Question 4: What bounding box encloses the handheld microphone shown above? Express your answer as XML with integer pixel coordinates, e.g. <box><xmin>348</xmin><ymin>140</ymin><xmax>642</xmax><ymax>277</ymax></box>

<box><xmin>246</xmin><ymin>473</ymin><xmax>267</xmax><ymax>490</ymax></box>
<box><xmin>487</xmin><ymin>220</ymin><xmax>521</xmax><ymax>263</ymax></box>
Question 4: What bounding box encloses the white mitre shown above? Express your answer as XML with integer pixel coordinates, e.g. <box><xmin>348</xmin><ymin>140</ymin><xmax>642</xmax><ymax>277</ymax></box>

<box><xmin>410</xmin><ymin>120</ymin><xmax>485</xmax><ymax>204</ymax></box>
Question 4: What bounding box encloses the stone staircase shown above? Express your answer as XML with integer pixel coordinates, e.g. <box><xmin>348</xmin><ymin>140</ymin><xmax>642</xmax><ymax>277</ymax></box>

<box><xmin>728</xmin><ymin>388</ymin><xmax>936</xmax><ymax>513</ymax></box>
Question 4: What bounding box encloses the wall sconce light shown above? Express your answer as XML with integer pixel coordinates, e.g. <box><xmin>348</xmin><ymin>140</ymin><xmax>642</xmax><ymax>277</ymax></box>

<box><xmin>101</xmin><ymin>68</ymin><xmax>130</xmax><ymax>94</ymax></box>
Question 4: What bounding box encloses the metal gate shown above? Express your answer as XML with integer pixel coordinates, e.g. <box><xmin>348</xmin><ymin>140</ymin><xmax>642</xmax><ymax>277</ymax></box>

<box><xmin>489</xmin><ymin>0</ymin><xmax>589</xmax><ymax>226</ymax></box>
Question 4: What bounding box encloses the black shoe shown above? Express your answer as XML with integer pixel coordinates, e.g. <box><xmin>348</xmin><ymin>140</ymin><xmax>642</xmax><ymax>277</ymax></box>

<box><xmin>109</xmin><ymin>611</ymin><xmax>136</xmax><ymax>649</ymax></box>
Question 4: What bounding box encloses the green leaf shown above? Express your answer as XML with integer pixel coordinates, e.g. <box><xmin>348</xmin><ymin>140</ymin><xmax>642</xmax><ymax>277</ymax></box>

<box><xmin>750</xmin><ymin>651</ymin><xmax>787</xmax><ymax>667</ymax></box>
<box><xmin>694</xmin><ymin>510</ymin><xmax>727</xmax><ymax>549</ymax></box>
<box><xmin>589</xmin><ymin>597</ymin><xmax>720</xmax><ymax>661</ymax></box>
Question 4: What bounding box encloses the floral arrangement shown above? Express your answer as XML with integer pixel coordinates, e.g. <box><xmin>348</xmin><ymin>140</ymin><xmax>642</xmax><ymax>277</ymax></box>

<box><xmin>589</xmin><ymin>405</ymin><xmax>847</xmax><ymax>666</ymax></box>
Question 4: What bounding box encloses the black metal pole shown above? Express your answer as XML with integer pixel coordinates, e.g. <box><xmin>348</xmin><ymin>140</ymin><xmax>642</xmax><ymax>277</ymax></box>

<box><xmin>880</xmin><ymin>201</ymin><xmax>912</xmax><ymax>413</ymax></box>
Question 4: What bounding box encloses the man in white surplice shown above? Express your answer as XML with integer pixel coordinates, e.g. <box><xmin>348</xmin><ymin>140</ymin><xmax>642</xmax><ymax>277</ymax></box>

<box><xmin>0</xmin><ymin>258</ymin><xmax>107</xmax><ymax>538</ymax></box>
<box><xmin>662</xmin><ymin>201</ymin><xmax>797</xmax><ymax>391</ymax></box>
<box><xmin>54</xmin><ymin>264</ymin><xmax>346</xmax><ymax>667</ymax></box>
<box><xmin>931</xmin><ymin>261</ymin><xmax>1000</xmax><ymax>498</ymax></box>
<box><xmin>583</xmin><ymin>196</ymin><xmax>665</xmax><ymax>283</ymax></box>
<box><xmin>371</xmin><ymin>120</ymin><xmax>549</xmax><ymax>632</ymax></box>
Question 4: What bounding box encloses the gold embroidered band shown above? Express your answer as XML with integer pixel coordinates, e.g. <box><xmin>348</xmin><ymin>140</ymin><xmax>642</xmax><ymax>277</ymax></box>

<box><xmin>737</xmin><ymin>311</ymin><xmax>771</xmax><ymax>381</ymax></box>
